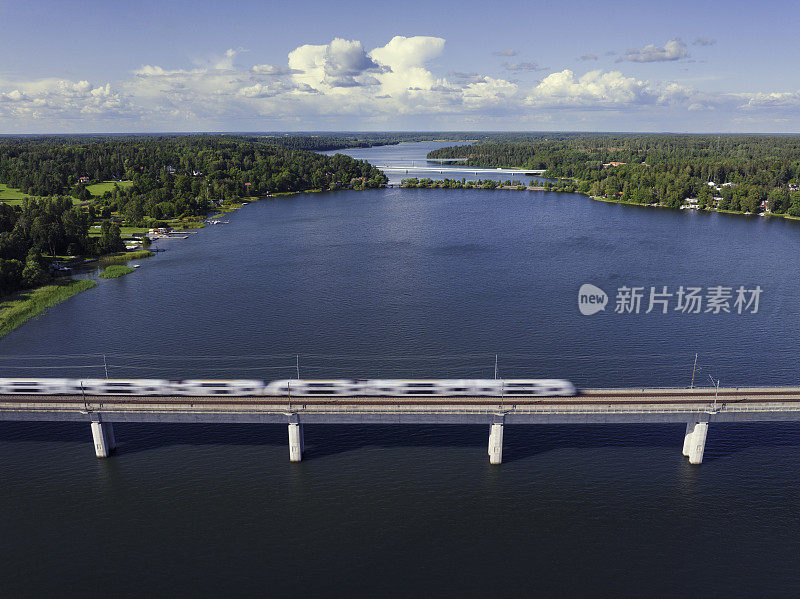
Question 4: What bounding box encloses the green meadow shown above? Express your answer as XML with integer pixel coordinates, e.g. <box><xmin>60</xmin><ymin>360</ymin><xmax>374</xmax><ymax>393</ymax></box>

<box><xmin>86</xmin><ymin>180</ymin><xmax>133</xmax><ymax>196</ymax></box>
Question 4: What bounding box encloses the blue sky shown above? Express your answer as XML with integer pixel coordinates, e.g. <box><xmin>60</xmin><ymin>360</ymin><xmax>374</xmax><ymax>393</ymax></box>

<box><xmin>1</xmin><ymin>0</ymin><xmax>798</xmax><ymax>132</ymax></box>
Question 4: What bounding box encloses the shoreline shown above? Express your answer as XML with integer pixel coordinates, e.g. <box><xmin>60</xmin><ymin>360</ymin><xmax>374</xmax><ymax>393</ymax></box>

<box><xmin>395</xmin><ymin>178</ymin><xmax>800</xmax><ymax>222</ymax></box>
<box><xmin>0</xmin><ymin>279</ymin><xmax>98</xmax><ymax>339</ymax></box>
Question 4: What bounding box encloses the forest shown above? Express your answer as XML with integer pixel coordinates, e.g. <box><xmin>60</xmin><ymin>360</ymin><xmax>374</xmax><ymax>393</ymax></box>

<box><xmin>0</xmin><ymin>135</ymin><xmax>387</xmax><ymax>296</ymax></box>
<box><xmin>427</xmin><ymin>134</ymin><xmax>800</xmax><ymax>214</ymax></box>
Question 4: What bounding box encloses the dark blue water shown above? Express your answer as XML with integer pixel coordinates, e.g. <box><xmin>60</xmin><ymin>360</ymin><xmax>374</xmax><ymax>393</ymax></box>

<box><xmin>3</xmin><ymin>156</ymin><xmax>800</xmax><ymax>596</ymax></box>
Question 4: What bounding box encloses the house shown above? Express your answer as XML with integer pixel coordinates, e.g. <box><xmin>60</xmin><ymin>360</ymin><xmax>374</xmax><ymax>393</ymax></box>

<box><xmin>602</xmin><ymin>162</ymin><xmax>627</xmax><ymax>168</ymax></box>
<box><xmin>165</xmin><ymin>166</ymin><xmax>176</xmax><ymax>175</ymax></box>
<box><xmin>683</xmin><ymin>198</ymin><xmax>700</xmax><ymax>209</ymax></box>
<box><xmin>78</xmin><ymin>176</ymin><xmax>90</xmax><ymax>184</ymax></box>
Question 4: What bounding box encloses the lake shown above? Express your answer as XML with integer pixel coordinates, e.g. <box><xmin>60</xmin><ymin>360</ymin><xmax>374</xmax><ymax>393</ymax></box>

<box><xmin>2</xmin><ymin>143</ymin><xmax>800</xmax><ymax>597</ymax></box>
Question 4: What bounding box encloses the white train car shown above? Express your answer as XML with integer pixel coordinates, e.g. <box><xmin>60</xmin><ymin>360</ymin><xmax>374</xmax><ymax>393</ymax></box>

<box><xmin>263</xmin><ymin>379</ymin><xmax>361</xmax><ymax>396</ymax></box>
<box><xmin>77</xmin><ymin>379</ymin><xmax>170</xmax><ymax>395</ymax></box>
<box><xmin>0</xmin><ymin>378</ymin><xmax>576</xmax><ymax>397</ymax></box>
<box><xmin>169</xmin><ymin>380</ymin><xmax>264</xmax><ymax>396</ymax></box>
<box><xmin>264</xmin><ymin>379</ymin><xmax>576</xmax><ymax>397</ymax></box>
<box><xmin>0</xmin><ymin>378</ymin><xmax>77</xmax><ymax>395</ymax></box>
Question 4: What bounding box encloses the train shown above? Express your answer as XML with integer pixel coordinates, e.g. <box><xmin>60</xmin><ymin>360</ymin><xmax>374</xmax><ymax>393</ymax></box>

<box><xmin>0</xmin><ymin>378</ymin><xmax>577</xmax><ymax>397</ymax></box>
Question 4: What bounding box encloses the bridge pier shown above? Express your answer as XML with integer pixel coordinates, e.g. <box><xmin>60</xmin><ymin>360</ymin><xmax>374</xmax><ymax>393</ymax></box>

<box><xmin>682</xmin><ymin>422</ymin><xmax>695</xmax><ymax>457</ymax></box>
<box><xmin>488</xmin><ymin>423</ymin><xmax>503</xmax><ymax>465</ymax></box>
<box><xmin>90</xmin><ymin>421</ymin><xmax>115</xmax><ymax>458</ymax></box>
<box><xmin>688</xmin><ymin>422</ymin><xmax>709</xmax><ymax>464</ymax></box>
<box><xmin>288</xmin><ymin>422</ymin><xmax>304</xmax><ymax>462</ymax></box>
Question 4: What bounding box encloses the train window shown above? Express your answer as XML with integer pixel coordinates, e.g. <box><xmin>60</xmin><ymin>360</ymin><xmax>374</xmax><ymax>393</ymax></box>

<box><xmin>200</xmin><ymin>383</ymin><xmax>224</xmax><ymax>387</ymax></box>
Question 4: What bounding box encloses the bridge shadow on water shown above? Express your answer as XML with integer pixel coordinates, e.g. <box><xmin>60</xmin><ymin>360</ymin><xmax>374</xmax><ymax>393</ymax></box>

<box><xmin>2</xmin><ymin>421</ymin><xmax>800</xmax><ymax>463</ymax></box>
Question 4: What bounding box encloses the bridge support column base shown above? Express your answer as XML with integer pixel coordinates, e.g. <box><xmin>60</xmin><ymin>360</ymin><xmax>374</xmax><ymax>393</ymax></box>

<box><xmin>91</xmin><ymin>422</ymin><xmax>113</xmax><ymax>458</ymax></box>
<box><xmin>688</xmin><ymin>422</ymin><xmax>709</xmax><ymax>465</ymax></box>
<box><xmin>489</xmin><ymin>423</ymin><xmax>503</xmax><ymax>465</ymax></box>
<box><xmin>682</xmin><ymin>422</ymin><xmax>695</xmax><ymax>457</ymax></box>
<box><xmin>288</xmin><ymin>423</ymin><xmax>303</xmax><ymax>462</ymax></box>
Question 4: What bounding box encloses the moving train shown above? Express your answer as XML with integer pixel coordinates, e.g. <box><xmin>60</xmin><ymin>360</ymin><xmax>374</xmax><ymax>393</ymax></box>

<box><xmin>0</xmin><ymin>378</ymin><xmax>577</xmax><ymax>397</ymax></box>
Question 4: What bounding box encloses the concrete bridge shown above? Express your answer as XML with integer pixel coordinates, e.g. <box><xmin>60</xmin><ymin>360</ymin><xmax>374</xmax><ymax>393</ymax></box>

<box><xmin>2</xmin><ymin>387</ymin><xmax>800</xmax><ymax>465</ymax></box>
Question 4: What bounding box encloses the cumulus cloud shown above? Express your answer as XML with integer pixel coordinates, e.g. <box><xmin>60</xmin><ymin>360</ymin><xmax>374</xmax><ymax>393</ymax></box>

<box><xmin>692</xmin><ymin>37</ymin><xmax>716</xmax><ymax>47</ymax></box>
<box><xmin>624</xmin><ymin>39</ymin><xmax>688</xmax><ymax>62</ymax></box>
<box><xmin>527</xmin><ymin>69</ymin><xmax>653</xmax><ymax>107</ymax></box>
<box><xmin>288</xmin><ymin>38</ymin><xmax>385</xmax><ymax>89</ymax></box>
<box><xmin>0</xmin><ymin>77</ymin><xmax>134</xmax><ymax>122</ymax></box>
<box><xmin>739</xmin><ymin>91</ymin><xmax>800</xmax><ymax>109</ymax></box>
<box><xmin>369</xmin><ymin>35</ymin><xmax>445</xmax><ymax>71</ymax></box>
<box><xmin>2</xmin><ymin>34</ymin><xmax>799</xmax><ymax>131</ymax></box>
<box><xmin>503</xmin><ymin>61</ymin><xmax>548</xmax><ymax>72</ymax></box>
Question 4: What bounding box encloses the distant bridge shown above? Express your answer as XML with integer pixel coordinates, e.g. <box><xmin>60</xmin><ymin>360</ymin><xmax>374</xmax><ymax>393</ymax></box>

<box><xmin>378</xmin><ymin>165</ymin><xmax>546</xmax><ymax>176</ymax></box>
<box><xmin>3</xmin><ymin>387</ymin><xmax>800</xmax><ymax>466</ymax></box>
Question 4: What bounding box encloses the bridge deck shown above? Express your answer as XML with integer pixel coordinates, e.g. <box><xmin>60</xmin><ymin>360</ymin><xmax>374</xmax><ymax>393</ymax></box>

<box><xmin>2</xmin><ymin>387</ymin><xmax>800</xmax><ymax>424</ymax></box>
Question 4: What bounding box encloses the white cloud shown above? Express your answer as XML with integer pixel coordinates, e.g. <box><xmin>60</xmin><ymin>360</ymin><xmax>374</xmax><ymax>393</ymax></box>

<box><xmin>624</xmin><ymin>39</ymin><xmax>688</xmax><ymax>63</ymax></box>
<box><xmin>0</xmin><ymin>77</ymin><xmax>134</xmax><ymax>122</ymax></box>
<box><xmin>369</xmin><ymin>35</ymin><xmax>445</xmax><ymax>71</ymax></box>
<box><xmin>739</xmin><ymin>91</ymin><xmax>800</xmax><ymax>109</ymax></box>
<box><xmin>288</xmin><ymin>38</ymin><xmax>384</xmax><ymax>90</ymax></box>
<box><xmin>2</xmin><ymin>35</ymin><xmax>800</xmax><ymax>132</ymax></box>
<box><xmin>527</xmin><ymin>70</ymin><xmax>653</xmax><ymax>107</ymax></box>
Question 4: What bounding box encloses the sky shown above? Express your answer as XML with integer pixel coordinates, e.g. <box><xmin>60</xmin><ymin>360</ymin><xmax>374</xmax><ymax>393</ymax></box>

<box><xmin>1</xmin><ymin>0</ymin><xmax>799</xmax><ymax>133</ymax></box>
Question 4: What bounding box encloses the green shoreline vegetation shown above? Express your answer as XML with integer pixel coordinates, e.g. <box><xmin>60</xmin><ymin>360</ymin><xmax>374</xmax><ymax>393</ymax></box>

<box><xmin>0</xmin><ymin>135</ymin><xmax>388</xmax><ymax>333</ymax></box>
<box><xmin>428</xmin><ymin>134</ymin><xmax>800</xmax><ymax>219</ymax></box>
<box><xmin>0</xmin><ymin>279</ymin><xmax>97</xmax><ymax>338</ymax></box>
<box><xmin>0</xmin><ymin>135</ymin><xmax>387</xmax><ymax>297</ymax></box>
<box><xmin>99</xmin><ymin>265</ymin><xmax>135</xmax><ymax>279</ymax></box>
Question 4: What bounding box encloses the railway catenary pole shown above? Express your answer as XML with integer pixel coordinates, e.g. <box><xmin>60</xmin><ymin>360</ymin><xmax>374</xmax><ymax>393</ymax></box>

<box><xmin>691</xmin><ymin>353</ymin><xmax>698</xmax><ymax>389</ymax></box>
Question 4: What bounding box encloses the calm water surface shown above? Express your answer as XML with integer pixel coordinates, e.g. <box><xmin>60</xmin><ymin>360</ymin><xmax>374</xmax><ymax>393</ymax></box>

<box><xmin>2</xmin><ymin>144</ymin><xmax>800</xmax><ymax>597</ymax></box>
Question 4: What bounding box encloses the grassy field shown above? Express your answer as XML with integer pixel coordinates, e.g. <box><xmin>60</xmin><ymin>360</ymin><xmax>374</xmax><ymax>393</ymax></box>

<box><xmin>0</xmin><ymin>183</ymin><xmax>36</xmax><ymax>204</ymax></box>
<box><xmin>88</xmin><ymin>225</ymin><xmax>150</xmax><ymax>238</ymax></box>
<box><xmin>99</xmin><ymin>265</ymin><xmax>135</xmax><ymax>278</ymax></box>
<box><xmin>0</xmin><ymin>279</ymin><xmax>97</xmax><ymax>338</ymax></box>
<box><xmin>86</xmin><ymin>180</ymin><xmax>133</xmax><ymax>196</ymax></box>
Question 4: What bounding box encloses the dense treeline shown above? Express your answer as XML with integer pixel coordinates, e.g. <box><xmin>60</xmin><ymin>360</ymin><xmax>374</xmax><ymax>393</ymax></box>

<box><xmin>262</xmin><ymin>135</ymin><xmax>400</xmax><ymax>152</ymax></box>
<box><xmin>428</xmin><ymin>135</ymin><xmax>800</xmax><ymax>213</ymax></box>
<box><xmin>0</xmin><ymin>135</ymin><xmax>388</xmax><ymax>297</ymax></box>
<box><xmin>401</xmin><ymin>177</ymin><xmax>526</xmax><ymax>190</ymax></box>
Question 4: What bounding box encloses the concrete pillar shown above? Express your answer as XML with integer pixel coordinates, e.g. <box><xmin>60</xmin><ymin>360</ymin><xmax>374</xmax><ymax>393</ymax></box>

<box><xmin>103</xmin><ymin>422</ymin><xmax>116</xmax><ymax>451</ymax></box>
<box><xmin>90</xmin><ymin>422</ymin><xmax>111</xmax><ymax>458</ymax></box>
<box><xmin>299</xmin><ymin>424</ymin><xmax>305</xmax><ymax>455</ymax></box>
<box><xmin>288</xmin><ymin>423</ymin><xmax>303</xmax><ymax>462</ymax></box>
<box><xmin>682</xmin><ymin>422</ymin><xmax>696</xmax><ymax>457</ymax></box>
<box><xmin>489</xmin><ymin>423</ymin><xmax>503</xmax><ymax>465</ymax></box>
<box><xmin>688</xmin><ymin>422</ymin><xmax>709</xmax><ymax>465</ymax></box>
